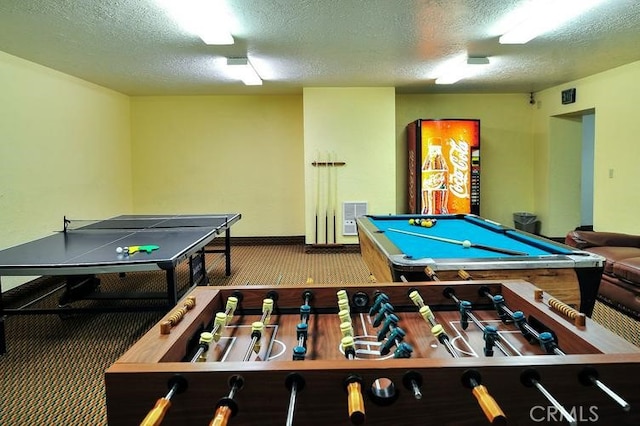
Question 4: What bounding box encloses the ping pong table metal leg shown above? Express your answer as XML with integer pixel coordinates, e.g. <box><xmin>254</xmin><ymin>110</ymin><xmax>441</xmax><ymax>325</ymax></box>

<box><xmin>166</xmin><ymin>269</ymin><xmax>178</xmax><ymax>307</ymax></box>
<box><xmin>224</xmin><ymin>226</ymin><xmax>231</xmax><ymax>276</ymax></box>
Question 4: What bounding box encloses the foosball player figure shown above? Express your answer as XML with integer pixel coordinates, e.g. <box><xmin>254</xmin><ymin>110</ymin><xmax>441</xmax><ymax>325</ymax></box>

<box><xmin>376</xmin><ymin>313</ymin><xmax>398</xmax><ymax>341</ymax></box>
<box><xmin>262</xmin><ymin>298</ymin><xmax>274</xmax><ymax>325</ymax></box>
<box><xmin>224</xmin><ymin>296</ymin><xmax>239</xmax><ymax>325</ymax></box>
<box><xmin>372</xmin><ymin>302</ymin><xmax>394</xmax><ymax>327</ymax></box>
<box><xmin>483</xmin><ymin>326</ymin><xmax>498</xmax><ymax>357</ymax></box>
<box><xmin>341</xmin><ymin>321</ymin><xmax>354</xmax><ymax>338</ymax></box>
<box><xmin>251</xmin><ymin>321</ymin><xmax>264</xmax><ymax>354</ymax></box>
<box><xmin>538</xmin><ymin>331</ymin><xmax>560</xmax><ymax>354</ymax></box>
<box><xmin>342</xmin><ymin>336</ymin><xmax>356</xmax><ymax>359</ymax></box>
<box><xmin>368</xmin><ymin>293</ymin><xmax>389</xmax><ymax>316</ymax></box>
<box><xmin>459</xmin><ymin>300</ymin><xmax>472</xmax><ymax>330</ymax></box>
<box><xmin>292</xmin><ymin>322</ymin><xmax>308</xmax><ymax>360</ymax></box>
<box><xmin>511</xmin><ymin>311</ymin><xmax>536</xmax><ymax>344</ymax></box>
<box><xmin>489</xmin><ymin>294</ymin><xmax>510</xmax><ymax>324</ymax></box>
<box><xmin>196</xmin><ymin>332</ymin><xmax>214</xmax><ymax>362</ymax></box>
<box><xmin>213</xmin><ymin>312</ymin><xmax>227</xmax><ymax>342</ymax></box>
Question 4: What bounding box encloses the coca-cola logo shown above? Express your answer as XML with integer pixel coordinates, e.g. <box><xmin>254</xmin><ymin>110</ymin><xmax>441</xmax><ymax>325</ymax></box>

<box><xmin>448</xmin><ymin>139</ymin><xmax>469</xmax><ymax>198</ymax></box>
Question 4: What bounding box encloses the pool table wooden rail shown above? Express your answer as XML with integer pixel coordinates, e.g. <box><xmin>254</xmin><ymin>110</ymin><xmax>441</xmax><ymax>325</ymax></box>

<box><xmin>356</xmin><ymin>215</ymin><xmax>605</xmax><ymax>314</ymax></box>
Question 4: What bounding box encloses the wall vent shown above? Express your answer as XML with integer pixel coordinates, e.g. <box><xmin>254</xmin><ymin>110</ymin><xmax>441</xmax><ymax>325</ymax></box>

<box><xmin>343</xmin><ymin>202</ymin><xmax>368</xmax><ymax>235</ymax></box>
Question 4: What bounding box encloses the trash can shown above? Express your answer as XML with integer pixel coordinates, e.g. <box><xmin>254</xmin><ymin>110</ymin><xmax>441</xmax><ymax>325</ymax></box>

<box><xmin>513</xmin><ymin>212</ymin><xmax>538</xmax><ymax>234</ymax></box>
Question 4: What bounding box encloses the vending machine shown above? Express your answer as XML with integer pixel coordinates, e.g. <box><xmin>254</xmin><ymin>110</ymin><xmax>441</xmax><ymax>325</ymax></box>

<box><xmin>407</xmin><ymin>119</ymin><xmax>480</xmax><ymax>215</ymax></box>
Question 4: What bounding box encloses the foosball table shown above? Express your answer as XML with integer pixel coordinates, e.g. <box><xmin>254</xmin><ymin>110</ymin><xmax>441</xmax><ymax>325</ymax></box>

<box><xmin>105</xmin><ymin>280</ymin><xmax>640</xmax><ymax>425</ymax></box>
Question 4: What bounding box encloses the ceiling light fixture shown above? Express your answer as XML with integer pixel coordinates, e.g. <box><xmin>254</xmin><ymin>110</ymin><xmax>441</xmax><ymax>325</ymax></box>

<box><xmin>435</xmin><ymin>57</ymin><xmax>490</xmax><ymax>85</ymax></box>
<box><xmin>499</xmin><ymin>0</ymin><xmax>606</xmax><ymax>44</ymax></box>
<box><xmin>157</xmin><ymin>0</ymin><xmax>234</xmax><ymax>45</ymax></box>
<box><xmin>227</xmin><ymin>58</ymin><xmax>263</xmax><ymax>86</ymax></box>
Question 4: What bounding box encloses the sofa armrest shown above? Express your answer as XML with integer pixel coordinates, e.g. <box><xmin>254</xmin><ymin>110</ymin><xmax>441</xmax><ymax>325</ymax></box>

<box><xmin>565</xmin><ymin>230</ymin><xmax>640</xmax><ymax>249</ymax></box>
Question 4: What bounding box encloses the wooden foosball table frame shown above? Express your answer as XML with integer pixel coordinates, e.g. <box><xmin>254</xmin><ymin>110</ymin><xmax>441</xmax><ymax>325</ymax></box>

<box><xmin>105</xmin><ymin>280</ymin><xmax>640</xmax><ymax>425</ymax></box>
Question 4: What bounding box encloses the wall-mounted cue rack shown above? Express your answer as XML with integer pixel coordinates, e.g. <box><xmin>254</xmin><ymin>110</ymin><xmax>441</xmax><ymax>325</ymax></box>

<box><xmin>311</xmin><ymin>161</ymin><xmax>346</xmax><ymax>167</ymax></box>
<box><xmin>311</xmin><ymin>152</ymin><xmax>346</xmax><ymax>248</ymax></box>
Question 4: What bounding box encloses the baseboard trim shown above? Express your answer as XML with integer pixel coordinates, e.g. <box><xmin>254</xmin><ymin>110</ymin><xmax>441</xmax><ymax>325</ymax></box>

<box><xmin>208</xmin><ymin>235</ymin><xmax>306</xmax><ymax>246</ymax></box>
<box><xmin>208</xmin><ymin>236</ymin><xmax>361</xmax><ymax>253</ymax></box>
<box><xmin>305</xmin><ymin>244</ymin><xmax>361</xmax><ymax>254</ymax></box>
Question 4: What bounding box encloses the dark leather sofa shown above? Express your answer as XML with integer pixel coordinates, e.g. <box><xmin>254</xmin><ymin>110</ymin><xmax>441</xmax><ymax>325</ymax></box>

<box><xmin>565</xmin><ymin>230</ymin><xmax>640</xmax><ymax>319</ymax></box>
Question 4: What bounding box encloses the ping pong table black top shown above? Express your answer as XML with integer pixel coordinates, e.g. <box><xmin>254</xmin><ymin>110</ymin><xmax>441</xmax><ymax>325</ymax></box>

<box><xmin>0</xmin><ymin>213</ymin><xmax>241</xmax><ymax>354</ymax></box>
<box><xmin>0</xmin><ymin>214</ymin><xmax>240</xmax><ymax>275</ymax></box>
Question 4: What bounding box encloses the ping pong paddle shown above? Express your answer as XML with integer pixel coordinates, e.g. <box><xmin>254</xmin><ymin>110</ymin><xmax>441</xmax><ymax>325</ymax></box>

<box><xmin>128</xmin><ymin>245</ymin><xmax>160</xmax><ymax>255</ymax></box>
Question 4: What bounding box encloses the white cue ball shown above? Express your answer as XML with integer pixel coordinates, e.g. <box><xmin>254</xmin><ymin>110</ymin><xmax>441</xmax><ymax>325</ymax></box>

<box><xmin>462</xmin><ymin>240</ymin><xmax>471</xmax><ymax>248</ymax></box>
<box><xmin>116</xmin><ymin>247</ymin><xmax>123</xmax><ymax>253</ymax></box>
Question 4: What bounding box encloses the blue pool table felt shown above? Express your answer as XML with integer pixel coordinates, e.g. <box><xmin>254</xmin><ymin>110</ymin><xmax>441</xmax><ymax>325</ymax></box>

<box><xmin>371</xmin><ymin>215</ymin><xmax>572</xmax><ymax>260</ymax></box>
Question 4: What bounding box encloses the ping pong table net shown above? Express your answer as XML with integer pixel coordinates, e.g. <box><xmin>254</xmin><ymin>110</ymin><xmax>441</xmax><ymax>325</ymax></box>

<box><xmin>62</xmin><ymin>215</ymin><xmax>231</xmax><ymax>232</ymax></box>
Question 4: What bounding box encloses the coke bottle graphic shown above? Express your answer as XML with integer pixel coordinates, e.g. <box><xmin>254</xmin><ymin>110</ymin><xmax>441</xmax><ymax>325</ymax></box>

<box><xmin>421</xmin><ymin>138</ymin><xmax>449</xmax><ymax>214</ymax></box>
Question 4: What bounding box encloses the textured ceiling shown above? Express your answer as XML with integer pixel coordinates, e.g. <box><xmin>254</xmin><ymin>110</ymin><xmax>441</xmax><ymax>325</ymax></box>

<box><xmin>1</xmin><ymin>0</ymin><xmax>639</xmax><ymax>96</ymax></box>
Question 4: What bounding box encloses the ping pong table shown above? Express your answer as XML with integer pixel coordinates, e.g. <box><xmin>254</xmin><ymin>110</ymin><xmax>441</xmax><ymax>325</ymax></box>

<box><xmin>0</xmin><ymin>213</ymin><xmax>241</xmax><ymax>353</ymax></box>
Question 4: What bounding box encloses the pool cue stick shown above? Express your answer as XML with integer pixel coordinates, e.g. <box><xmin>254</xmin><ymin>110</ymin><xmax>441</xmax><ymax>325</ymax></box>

<box><xmin>315</xmin><ymin>151</ymin><xmax>320</xmax><ymax>244</ymax></box>
<box><xmin>387</xmin><ymin>228</ymin><xmax>527</xmax><ymax>256</ymax></box>
<box><xmin>332</xmin><ymin>151</ymin><xmax>338</xmax><ymax>244</ymax></box>
<box><xmin>324</xmin><ymin>150</ymin><xmax>329</xmax><ymax>244</ymax></box>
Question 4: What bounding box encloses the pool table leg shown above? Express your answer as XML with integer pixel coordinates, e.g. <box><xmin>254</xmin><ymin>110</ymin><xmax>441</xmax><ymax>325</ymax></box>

<box><xmin>576</xmin><ymin>266</ymin><xmax>605</xmax><ymax>317</ymax></box>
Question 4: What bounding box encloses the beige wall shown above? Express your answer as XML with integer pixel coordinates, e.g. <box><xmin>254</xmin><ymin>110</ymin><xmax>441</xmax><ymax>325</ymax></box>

<box><xmin>303</xmin><ymin>88</ymin><xmax>397</xmax><ymax>244</ymax></box>
<box><xmin>396</xmin><ymin>94</ymin><xmax>534</xmax><ymax>227</ymax></box>
<box><xmin>3</xmin><ymin>46</ymin><xmax>640</xmax><ymax>292</ymax></box>
<box><xmin>533</xmin><ymin>60</ymin><xmax>640</xmax><ymax>234</ymax></box>
<box><xmin>130</xmin><ymin>95</ymin><xmax>304</xmax><ymax>237</ymax></box>
<box><xmin>0</xmin><ymin>51</ymin><xmax>131</xmax><ymax>290</ymax></box>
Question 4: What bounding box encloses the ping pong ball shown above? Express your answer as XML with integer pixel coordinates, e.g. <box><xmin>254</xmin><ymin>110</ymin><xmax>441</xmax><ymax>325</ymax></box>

<box><xmin>116</xmin><ymin>247</ymin><xmax>123</xmax><ymax>253</ymax></box>
<box><xmin>462</xmin><ymin>240</ymin><xmax>471</xmax><ymax>248</ymax></box>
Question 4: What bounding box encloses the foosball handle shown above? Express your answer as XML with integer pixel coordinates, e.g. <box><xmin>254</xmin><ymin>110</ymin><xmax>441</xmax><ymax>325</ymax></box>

<box><xmin>472</xmin><ymin>385</ymin><xmax>507</xmax><ymax>425</ymax></box>
<box><xmin>345</xmin><ymin>376</ymin><xmax>365</xmax><ymax>425</ymax></box>
<box><xmin>139</xmin><ymin>398</ymin><xmax>170</xmax><ymax>426</ymax></box>
<box><xmin>209</xmin><ymin>405</ymin><xmax>233</xmax><ymax>426</ymax></box>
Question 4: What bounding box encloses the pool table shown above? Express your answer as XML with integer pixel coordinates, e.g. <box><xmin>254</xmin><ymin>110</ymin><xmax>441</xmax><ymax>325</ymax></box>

<box><xmin>356</xmin><ymin>214</ymin><xmax>605</xmax><ymax>316</ymax></box>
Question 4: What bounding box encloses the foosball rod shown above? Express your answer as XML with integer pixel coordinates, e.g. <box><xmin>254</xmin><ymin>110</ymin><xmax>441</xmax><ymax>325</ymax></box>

<box><xmin>211</xmin><ymin>295</ymin><xmax>276</xmax><ymax>426</ymax></box>
<box><xmin>521</xmin><ymin>369</ymin><xmax>577</xmax><ymax>426</ymax></box>
<box><xmin>141</xmin><ymin>296</ymin><xmax>240</xmax><ymax>425</ymax></box>
<box><xmin>210</xmin><ymin>376</ymin><xmax>243</xmax><ymax>426</ymax></box>
<box><xmin>480</xmin><ymin>287</ymin><xmax>565</xmax><ymax>356</ymax></box>
<box><xmin>408</xmin><ymin>290</ymin><xmax>460</xmax><ymax>358</ymax></box>
<box><xmin>338</xmin><ymin>294</ymin><xmax>366</xmax><ymax>425</ymax></box>
<box><xmin>285</xmin><ymin>373</ymin><xmax>306</xmax><ymax>426</ymax></box>
<box><xmin>293</xmin><ymin>290</ymin><xmax>314</xmax><ymax>360</ymax></box>
<box><xmin>442</xmin><ymin>288</ymin><xmax>513</xmax><ymax>357</ymax></box>
<box><xmin>409</xmin><ymin>288</ymin><xmax>506</xmax><ymax>424</ymax></box>
<box><xmin>139</xmin><ymin>376</ymin><xmax>188</xmax><ymax>426</ymax></box>
<box><xmin>190</xmin><ymin>295</ymin><xmax>239</xmax><ymax>362</ymax></box>
<box><xmin>480</xmin><ymin>286</ymin><xmax>630</xmax><ymax>411</ymax></box>
<box><xmin>368</xmin><ymin>293</ymin><xmax>412</xmax><ymax>357</ymax></box>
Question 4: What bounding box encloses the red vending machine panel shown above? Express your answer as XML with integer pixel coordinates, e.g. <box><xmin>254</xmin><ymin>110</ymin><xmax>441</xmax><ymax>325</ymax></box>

<box><xmin>407</xmin><ymin>119</ymin><xmax>480</xmax><ymax>215</ymax></box>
